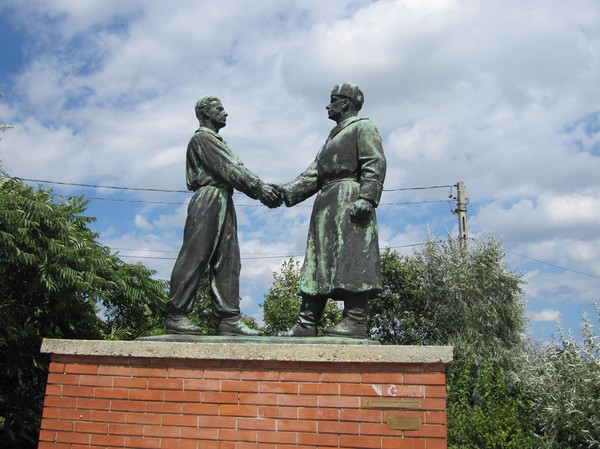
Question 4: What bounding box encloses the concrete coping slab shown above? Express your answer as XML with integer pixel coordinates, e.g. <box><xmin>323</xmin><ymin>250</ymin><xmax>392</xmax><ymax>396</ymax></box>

<box><xmin>41</xmin><ymin>338</ymin><xmax>453</xmax><ymax>365</ymax></box>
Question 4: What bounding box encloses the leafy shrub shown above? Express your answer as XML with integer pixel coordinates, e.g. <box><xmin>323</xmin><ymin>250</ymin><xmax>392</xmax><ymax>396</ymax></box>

<box><xmin>447</xmin><ymin>349</ymin><xmax>536</xmax><ymax>448</ymax></box>
<box><xmin>520</xmin><ymin>305</ymin><xmax>600</xmax><ymax>449</ymax></box>
<box><xmin>261</xmin><ymin>258</ymin><xmax>341</xmax><ymax>335</ymax></box>
<box><xmin>0</xmin><ymin>178</ymin><xmax>167</xmax><ymax>447</ymax></box>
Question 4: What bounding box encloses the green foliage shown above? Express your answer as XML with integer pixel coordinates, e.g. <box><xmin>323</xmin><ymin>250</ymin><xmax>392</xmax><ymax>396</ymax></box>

<box><xmin>191</xmin><ymin>275</ymin><xmax>219</xmax><ymax>335</ymax></box>
<box><xmin>447</xmin><ymin>354</ymin><xmax>536</xmax><ymax>448</ymax></box>
<box><xmin>261</xmin><ymin>258</ymin><xmax>341</xmax><ymax>335</ymax></box>
<box><xmin>0</xmin><ymin>177</ymin><xmax>167</xmax><ymax>447</ymax></box>
<box><xmin>100</xmin><ymin>261</ymin><xmax>168</xmax><ymax>340</ymax></box>
<box><xmin>413</xmin><ymin>235</ymin><xmax>526</xmax><ymax>368</ymax></box>
<box><xmin>371</xmin><ymin>235</ymin><xmax>531</xmax><ymax>448</ymax></box>
<box><xmin>371</xmin><ymin>236</ymin><xmax>526</xmax><ymax>359</ymax></box>
<box><xmin>520</xmin><ymin>306</ymin><xmax>600</xmax><ymax>449</ymax></box>
<box><xmin>370</xmin><ymin>235</ymin><xmax>600</xmax><ymax>448</ymax></box>
<box><xmin>261</xmin><ymin>259</ymin><xmax>302</xmax><ymax>334</ymax></box>
<box><xmin>367</xmin><ymin>249</ymin><xmax>431</xmax><ymax>344</ymax></box>
<box><xmin>185</xmin><ymin>274</ymin><xmax>260</xmax><ymax>335</ymax></box>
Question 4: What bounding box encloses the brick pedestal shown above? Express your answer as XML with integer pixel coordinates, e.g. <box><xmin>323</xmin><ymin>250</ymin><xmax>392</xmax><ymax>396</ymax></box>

<box><xmin>39</xmin><ymin>338</ymin><xmax>452</xmax><ymax>449</ymax></box>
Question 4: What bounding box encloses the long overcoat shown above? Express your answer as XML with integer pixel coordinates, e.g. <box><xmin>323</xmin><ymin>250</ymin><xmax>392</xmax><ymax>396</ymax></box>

<box><xmin>282</xmin><ymin>116</ymin><xmax>386</xmax><ymax>299</ymax></box>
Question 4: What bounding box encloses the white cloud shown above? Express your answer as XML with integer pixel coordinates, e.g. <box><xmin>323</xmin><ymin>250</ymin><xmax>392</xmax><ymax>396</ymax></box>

<box><xmin>473</xmin><ymin>193</ymin><xmax>600</xmax><ymax>243</ymax></box>
<box><xmin>2</xmin><ymin>0</ymin><xmax>600</xmax><ymax>331</ymax></box>
<box><xmin>134</xmin><ymin>214</ymin><xmax>152</xmax><ymax>231</ymax></box>
<box><xmin>528</xmin><ymin>309</ymin><xmax>561</xmax><ymax>323</ymax></box>
<box><xmin>152</xmin><ymin>202</ymin><xmax>189</xmax><ymax>230</ymax></box>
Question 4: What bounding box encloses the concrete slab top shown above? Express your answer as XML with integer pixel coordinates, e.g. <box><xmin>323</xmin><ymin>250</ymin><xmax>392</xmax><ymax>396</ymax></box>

<box><xmin>41</xmin><ymin>338</ymin><xmax>453</xmax><ymax>364</ymax></box>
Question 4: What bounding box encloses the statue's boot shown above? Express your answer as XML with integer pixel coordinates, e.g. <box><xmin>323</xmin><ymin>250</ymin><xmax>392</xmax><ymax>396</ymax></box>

<box><xmin>218</xmin><ymin>315</ymin><xmax>262</xmax><ymax>336</ymax></box>
<box><xmin>323</xmin><ymin>293</ymin><xmax>368</xmax><ymax>339</ymax></box>
<box><xmin>166</xmin><ymin>315</ymin><xmax>203</xmax><ymax>335</ymax></box>
<box><xmin>278</xmin><ymin>297</ymin><xmax>326</xmax><ymax>337</ymax></box>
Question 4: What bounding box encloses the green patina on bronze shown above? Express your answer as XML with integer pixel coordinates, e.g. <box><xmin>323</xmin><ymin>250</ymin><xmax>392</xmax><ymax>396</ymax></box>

<box><xmin>282</xmin><ymin>115</ymin><xmax>385</xmax><ymax>298</ymax></box>
<box><xmin>165</xmin><ymin>85</ymin><xmax>386</xmax><ymax>340</ymax></box>
<box><xmin>279</xmin><ymin>82</ymin><xmax>387</xmax><ymax>339</ymax></box>
<box><xmin>166</xmin><ymin>97</ymin><xmax>282</xmax><ymax>337</ymax></box>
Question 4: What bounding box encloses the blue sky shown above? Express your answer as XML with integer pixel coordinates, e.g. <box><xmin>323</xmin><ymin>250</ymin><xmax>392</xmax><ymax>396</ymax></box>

<box><xmin>1</xmin><ymin>0</ymin><xmax>599</xmax><ymax>340</ymax></box>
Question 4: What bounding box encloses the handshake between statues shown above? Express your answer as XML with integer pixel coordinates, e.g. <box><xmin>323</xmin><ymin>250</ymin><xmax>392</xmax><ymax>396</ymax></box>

<box><xmin>257</xmin><ymin>182</ymin><xmax>374</xmax><ymax>220</ymax></box>
<box><xmin>256</xmin><ymin>183</ymin><xmax>285</xmax><ymax>209</ymax></box>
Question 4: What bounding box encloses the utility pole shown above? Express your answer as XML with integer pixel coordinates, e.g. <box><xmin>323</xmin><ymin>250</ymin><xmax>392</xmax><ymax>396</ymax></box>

<box><xmin>453</xmin><ymin>181</ymin><xmax>468</xmax><ymax>247</ymax></box>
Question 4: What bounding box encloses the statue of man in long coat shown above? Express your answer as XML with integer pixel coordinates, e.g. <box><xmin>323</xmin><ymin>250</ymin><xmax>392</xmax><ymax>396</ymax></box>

<box><xmin>279</xmin><ymin>83</ymin><xmax>386</xmax><ymax>338</ymax></box>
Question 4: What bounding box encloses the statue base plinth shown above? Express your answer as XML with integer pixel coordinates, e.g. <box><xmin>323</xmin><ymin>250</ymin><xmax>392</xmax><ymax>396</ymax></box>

<box><xmin>39</xmin><ymin>338</ymin><xmax>452</xmax><ymax>448</ymax></box>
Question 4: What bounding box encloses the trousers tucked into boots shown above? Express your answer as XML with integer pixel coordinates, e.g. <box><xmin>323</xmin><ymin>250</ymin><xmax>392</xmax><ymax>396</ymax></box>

<box><xmin>323</xmin><ymin>292</ymin><xmax>369</xmax><ymax>338</ymax></box>
<box><xmin>278</xmin><ymin>296</ymin><xmax>326</xmax><ymax>337</ymax></box>
<box><xmin>279</xmin><ymin>292</ymin><xmax>368</xmax><ymax>339</ymax></box>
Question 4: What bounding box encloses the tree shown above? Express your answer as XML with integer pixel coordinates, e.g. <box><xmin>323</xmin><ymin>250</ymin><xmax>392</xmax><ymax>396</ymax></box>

<box><xmin>411</xmin><ymin>236</ymin><xmax>532</xmax><ymax>447</ymax></box>
<box><xmin>369</xmin><ymin>235</ymin><xmax>533</xmax><ymax>447</ymax></box>
<box><xmin>261</xmin><ymin>258</ymin><xmax>342</xmax><ymax>335</ymax></box>
<box><xmin>520</xmin><ymin>306</ymin><xmax>600</xmax><ymax>449</ymax></box>
<box><xmin>0</xmin><ymin>177</ymin><xmax>167</xmax><ymax>447</ymax></box>
<box><xmin>447</xmin><ymin>351</ymin><xmax>536</xmax><ymax>448</ymax></box>
<box><xmin>101</xmin><ymin>261</ymin><xmax>168</xmax><ymax>339</ymax></box>
<box><xmin>370</xmin><ymin>236</ymin><xmax>526</xmax><ymax>358</ymax></box>
<box><xmin>414</xmin><ymin>235</ymin><xmax>526</xmax><ymax>365</ymax></box>
<box><xmin>367</xmin><ymin>249</ymin><xmax>432</xmax><ymax>344</ymax></box>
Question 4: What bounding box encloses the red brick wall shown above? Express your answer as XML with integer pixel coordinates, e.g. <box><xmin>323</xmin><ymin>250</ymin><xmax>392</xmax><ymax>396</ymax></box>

<box><xmin>39</xmin><ymin>354</ymin><xmax>447</xmax><ymax>449</ymax></box>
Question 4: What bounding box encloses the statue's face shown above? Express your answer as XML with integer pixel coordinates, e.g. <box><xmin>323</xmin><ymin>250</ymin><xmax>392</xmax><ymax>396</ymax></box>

<box><xmin>326</xmin><ymin>95</ymin><xmax>347</xmax><ymax>122</ymax></box>
<box><xmin>206</xmin><ymin>101</ymin><xmax>228</xmax><ymax>130</ymax></box>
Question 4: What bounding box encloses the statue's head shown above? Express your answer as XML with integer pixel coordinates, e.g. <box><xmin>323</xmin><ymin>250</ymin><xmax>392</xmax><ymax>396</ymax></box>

<box><xmin>195</xmin><ymin>96</ymin><xmax>227</xmax><ymax>131</ymax></box>
<box><xmin>330</xmin><ymin>83</ymin><xmax>364</xmax><ymax>112</ymax></box>
<box><xmin>195</xmin><ymin>96</ymin><xmax>221</xmax><ymax>121</ymax></box>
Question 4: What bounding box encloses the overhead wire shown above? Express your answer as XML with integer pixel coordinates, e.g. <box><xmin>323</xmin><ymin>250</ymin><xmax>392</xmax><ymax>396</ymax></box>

<box><xmin>504</xmin><ymin>249</ymin><xmax>600</xmax><ymax>280</ymax></box>
<box><xmin>113</xmin><ymin>244</ymin><xmax>600</xmax><ymax>280</ymax></box>
<box><xmin>16</xmin><ymin>177</ymin><xmax>453</xmax><ymax>195</ymax></box>
<box><xmin>85</xmin><ymin>196</ymin><xmax>450</xmax><ymax>207</ymax></box>
<box><xmin>11</xmin><ymin>176</ymin><xmax>598</xmax><ymax>280</ymax></box>
<box><xmin>18</xmin><ymin>177</ymin><xmax>454</xmax><ymax>208</ymax></box>
<box><xmin>114</xmin><ymin>243</ymin><xmax>427</xmax><ymax>261</ymax></box>
<box><xmin>17</xmin><ymin>177</ymin><xmax>190</xmax><ymax>193</ymax></box>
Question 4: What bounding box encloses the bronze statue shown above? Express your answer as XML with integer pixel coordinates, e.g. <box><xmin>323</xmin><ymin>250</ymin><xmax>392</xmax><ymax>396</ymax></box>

<box><xmin>278</xmin><ymin>83</ymin><xmax>387</xmax><ymax>338</ymax></box>
<box><xmin>166</xmin><ymin>96</ymin><xmax>281</xmax><ymax>336</ymax></box>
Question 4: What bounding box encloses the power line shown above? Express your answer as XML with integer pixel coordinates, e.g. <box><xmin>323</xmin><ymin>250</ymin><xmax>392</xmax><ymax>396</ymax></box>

<box><xmin>118</xmin><ymin>254</ymin><xmax>306</xmax><ymax>261</ymax></box>
<box><xmin>505</xmin><ymin>249</ymin><xmax>600</xmax><ymax>280</ymax></box>
<box><xmin>17</xmin><ymin>177</ymin><xmax>452</xmax><ymax>194</ymax></box>
<box><xmin>88</xmin><ymin>197</ymin><xmax>184</xmax><ymax>205</ymax></box>
<box><xmin>113</xmin><ymin>242</ymin><xmax>426</xmax><ymax>255</ymax></box>
<box><xmin>18</xmin><ymin>177</ymin><xmax>189</xmax><ymax>193</ymax></box>
<box><xmin>383</xmin><ymin>200</ymin><xmax>451</xmax><ymax>207</ymax></box>
<box><xmin>18</xmin><ymin>177</ymin><xmax>453</xmax><ymax>208</ymax></box>
<box><xmin>15</xmin><ymin>176</ymin><xmax>598</xmax><ymax>281</ymax></box>
<box><xmin>86</xmin><ymin>196</ymin><xmax>450</xmax><ymax>208</ymax></box>
<box><xmin>114</xmin><ymin>243</ymin><xmax>427</xmax><ymax>261</ymax></box>
<box><xmin>114</xmin><ymin>244</ymin><xmax>600</xmax><ymax>281</ymax></box>
<box><xmin>385</xmin><ymin>185</ymin><xmax>452</xmax><ymax>191</ymax></box>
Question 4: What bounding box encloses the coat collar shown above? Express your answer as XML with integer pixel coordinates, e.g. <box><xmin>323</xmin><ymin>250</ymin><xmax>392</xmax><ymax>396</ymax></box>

<box><xmin>327</xmin><ymin>116</ymin><xmax>365</xmax><ymax>141</ymax></box>
<box><xmin>195</xmin><ymin>126</ymin><xmax>223</xmax><ymax>140</ymax></box>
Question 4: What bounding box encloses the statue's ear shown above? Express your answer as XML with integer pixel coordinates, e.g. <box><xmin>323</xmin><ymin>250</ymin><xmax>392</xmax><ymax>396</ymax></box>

<box><xmin>197</xmin><ymin>109</ymin><xmax>211</xmax><ymax>122</ymax></box>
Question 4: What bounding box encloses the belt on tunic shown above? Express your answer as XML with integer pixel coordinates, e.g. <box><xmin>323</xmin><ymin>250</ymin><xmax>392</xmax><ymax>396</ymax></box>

<box><xmin>191</xmin><ymin>183</ymin><xmax>234</xmax><ymax>196</ymax></box>
<box><xmin>321</xmin><ymin>176</ymin><xmax>358</xmax><ymax>188</ymax></box>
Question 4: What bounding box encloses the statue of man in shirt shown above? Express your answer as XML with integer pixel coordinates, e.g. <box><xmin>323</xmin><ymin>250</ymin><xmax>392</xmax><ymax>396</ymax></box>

<box><xmin>166</xmin><ymin>96</ymin><xmax>281</xmax><ymax>336</ymax></box>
